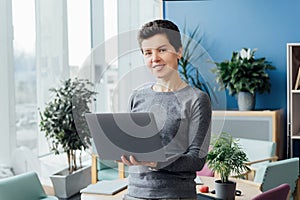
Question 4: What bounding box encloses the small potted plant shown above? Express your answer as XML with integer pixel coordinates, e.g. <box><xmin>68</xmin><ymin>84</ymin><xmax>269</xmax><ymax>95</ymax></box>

<box><xmin>211</xmin><ymin>48</ymin><xmax>276</xmax><ymax>110</ymax></box>
<box><xmin>39</xmin><ymin>78</ymin><xmax>97</xmax><ymax>198</ymax></box>
<box><xmin>206</xmin><ymin>132</ymin><xmax>250</xmax><ymax>200</ymax></box>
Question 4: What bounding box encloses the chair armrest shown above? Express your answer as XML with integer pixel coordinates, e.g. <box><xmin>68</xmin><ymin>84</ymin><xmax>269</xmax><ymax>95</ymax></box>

<box><xmin>118</xmin><ymin>163</ymin><xmax>125</xmax><ymax>178</ymax></box>
<box><xmin>245</xmin><ymin>156</ymin><xmax>278</xmax><ymax>166</ymax></box>
<box><xmin>91</xmin><ymin>154</ymin><xmax>126</xmax><ymax>183</ymax></box>
<box><xmin>91</xmin><ymin>154</ymin><xmax>98</xmax><ymax>184</ymax></box>
<box><xmin>242</xmin><ymin>157</ymin><xmax>278</xmax><ymax>181</ymax></box>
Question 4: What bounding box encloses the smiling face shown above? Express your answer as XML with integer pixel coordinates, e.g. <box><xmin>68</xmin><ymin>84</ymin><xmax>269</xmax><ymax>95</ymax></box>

<box><xmin>141</xmin><ymin>33</ymin><xmax>182</xmax><ymax>80</ymax></box>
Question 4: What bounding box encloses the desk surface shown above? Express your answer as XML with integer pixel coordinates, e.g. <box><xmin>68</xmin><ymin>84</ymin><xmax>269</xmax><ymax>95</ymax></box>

<box><xmin>196</xmin><ymin>176</ymin><xmax>261</xmax><ymax>199</ymax></box>
<box><xmin>81</xmin><ymin>176</ymin><xmax>261</xmax><ymax>200</ymax></box>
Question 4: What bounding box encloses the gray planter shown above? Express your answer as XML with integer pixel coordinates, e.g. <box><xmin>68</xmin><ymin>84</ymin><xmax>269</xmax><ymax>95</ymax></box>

<box><xmin>215</xmin><ymin>180</ymin><xmax>236</xmax><ymax>200</ymax></box>
<box><xmin>237</xmin><ymin>92</ymin><xmax>255</xmax><ymax>111</ymax></box>
<box><xmin>50</xmin><ymin>165</ymin><xmax>91</xmax><ymax>199</ymax></box>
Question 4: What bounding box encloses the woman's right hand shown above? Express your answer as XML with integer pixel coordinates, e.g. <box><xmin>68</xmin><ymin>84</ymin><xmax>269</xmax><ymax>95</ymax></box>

<box><xmin>120</xmin><ymin>155</ymin><xmax>157</xmax><ymax>168</ymax></box>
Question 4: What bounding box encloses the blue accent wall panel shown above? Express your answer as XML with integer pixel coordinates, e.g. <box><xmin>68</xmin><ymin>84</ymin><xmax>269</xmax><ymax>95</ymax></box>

<box><xmin>164</xmin><ymin>0</ymin><xmax>300</xmax><ymax>112</ymax></box>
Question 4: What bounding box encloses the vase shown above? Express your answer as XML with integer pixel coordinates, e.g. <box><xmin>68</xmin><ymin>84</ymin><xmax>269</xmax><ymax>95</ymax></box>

<box><xmin>237</xmin><ymin>92</ymin><xmax>255</xmax><ymax>111</ymax></box>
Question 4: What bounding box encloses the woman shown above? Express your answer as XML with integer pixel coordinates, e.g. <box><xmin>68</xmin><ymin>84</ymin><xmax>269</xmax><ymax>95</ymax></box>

<box><xmin>121</xmin><ymin>19</ymin><xmax>212</xmax><ymax>200</ymax></box>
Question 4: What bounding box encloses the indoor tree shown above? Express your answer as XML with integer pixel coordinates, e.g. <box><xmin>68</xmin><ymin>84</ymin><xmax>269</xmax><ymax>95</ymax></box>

<box><xmin>39</xmin><ymin>78</ymin><xmax>97</xmax><ymax>173</ymax></box>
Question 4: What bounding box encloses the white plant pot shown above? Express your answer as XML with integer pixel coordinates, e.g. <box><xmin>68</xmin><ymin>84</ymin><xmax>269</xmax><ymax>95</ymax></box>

<box><xmin>50</xmin><ymin>165</ymin><xmax>91</xmax><ymax>199</ymax></box>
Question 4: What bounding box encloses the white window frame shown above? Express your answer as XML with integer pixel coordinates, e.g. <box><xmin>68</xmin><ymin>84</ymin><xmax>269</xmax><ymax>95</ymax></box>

<box><xmin>0</xmin><ymin>0</ymin><xmax>16</xmax><ymax>165</ymax></box>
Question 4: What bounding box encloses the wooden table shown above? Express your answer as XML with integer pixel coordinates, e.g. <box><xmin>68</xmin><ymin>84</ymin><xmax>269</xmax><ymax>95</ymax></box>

<box><xmin>196</xmin><ymin>176</ymin><xmax>261</xmax><ymax>199</ymax></box>
<box><xmin>81</xmin><ymin>176</ymin><xmax>262</xmax><ymax>200</ymax></box>
<box><xmin>81</xmin><ymin>189</ymin><xmax>127</xmax><ymax>200</ymax></box>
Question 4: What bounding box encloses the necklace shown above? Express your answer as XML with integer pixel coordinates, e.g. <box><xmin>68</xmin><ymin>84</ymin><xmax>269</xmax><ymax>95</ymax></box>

<box><xmin>153</xmin><ymin>81</ymin><xmax>186</xmax><ymax>92</ymax></box>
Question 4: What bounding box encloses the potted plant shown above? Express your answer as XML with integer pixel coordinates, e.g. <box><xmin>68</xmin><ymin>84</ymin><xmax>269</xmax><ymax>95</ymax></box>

<box><xmin>178</xmin><ymin>24</ymin><xmax>212</xmax><ymax>97</ymax></box>
<box><xmin>39</xmin><ymin>78</ymin><xmax>97</xmax><ymax>199</ymax></box>
<box><xmin>211</xmin><ymin>48</ymin><xmax>276</xmax><ymax>110</ymax></box>
<box><xmin>206</xmin><ymin>132</ymin><xmax>250</xmax><ymax>200</ymax></box>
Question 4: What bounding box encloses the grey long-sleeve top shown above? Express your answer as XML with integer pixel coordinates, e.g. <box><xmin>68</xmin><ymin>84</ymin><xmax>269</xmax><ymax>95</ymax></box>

<box><xmin>127</xmin><ymin>84</ymin><xmax>212</xmax><ymax>199</ymax></box>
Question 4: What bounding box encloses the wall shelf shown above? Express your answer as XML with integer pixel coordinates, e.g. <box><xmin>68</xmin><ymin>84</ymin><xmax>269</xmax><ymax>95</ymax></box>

<box><xmin>287</xmin><ymin>43</ymin><xmax>300</xmax><ymax>157</ymax></box>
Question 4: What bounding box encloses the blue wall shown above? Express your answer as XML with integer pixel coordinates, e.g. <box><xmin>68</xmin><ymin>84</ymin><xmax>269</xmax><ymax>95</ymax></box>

<box><xmin>164</xmin><ymin>0</ymin><xmax>300</xmax><ymax>112</ymax></box>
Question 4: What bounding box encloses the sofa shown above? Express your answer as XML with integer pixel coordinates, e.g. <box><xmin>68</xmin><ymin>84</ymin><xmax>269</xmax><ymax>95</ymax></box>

<box><xmin>0</xmin><ymin>171</ymin><xmax>58</xmax><ymax>200</ymax></box>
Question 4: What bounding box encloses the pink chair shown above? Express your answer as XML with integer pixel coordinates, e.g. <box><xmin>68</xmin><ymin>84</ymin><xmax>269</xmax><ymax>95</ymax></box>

<box><xmin>196</xmin><ymin>163</ymin><xmax>214</xmax><ymax>177</ymax></box>
<box><xmin>252</xmin><ymin>183</ymin><xmax>290</xmax><ymax>200</ymax></box>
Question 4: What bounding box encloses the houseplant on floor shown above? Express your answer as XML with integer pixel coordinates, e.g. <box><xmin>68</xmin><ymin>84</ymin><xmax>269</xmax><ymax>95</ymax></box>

<box><xmin>39</xmin><ymin>78</ymin><xmax>97</xmax><ymax>199</ymax></box>
<box><xmin>211</xmin><ymin>48</ymin><xmax>276</xmax><ymax>110</ymax></box>
<box><xmin>206</xmin><ymin>132</ymin><xmax>250</xmax><ymax>200</ymax></box>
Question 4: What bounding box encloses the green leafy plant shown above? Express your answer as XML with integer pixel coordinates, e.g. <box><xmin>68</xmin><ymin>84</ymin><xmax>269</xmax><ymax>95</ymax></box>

<box><xmin>206</xmin><ymin>132</ymin><xmax>250</xmax><ymax>183</ymax></box>
<box><xmin>211</xmin><ymin>48</ymin><xmax>276</xmax><ymax>96</ymax></box>
<box><xmin>179</xmin><ymin>25</ymin><xmax>211</xmax><ymax>96</ymax></box>
<box><xmin>39</xmin><ymin>78</ymin><xmax>97</xmax><ymax>173</ymax></box>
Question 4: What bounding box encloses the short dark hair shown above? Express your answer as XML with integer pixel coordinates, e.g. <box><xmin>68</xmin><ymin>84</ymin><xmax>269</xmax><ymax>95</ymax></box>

<box><xmin>137</xmin><ymin>19</ymin><xmax>182</xmax><ymax>52</ymax></box>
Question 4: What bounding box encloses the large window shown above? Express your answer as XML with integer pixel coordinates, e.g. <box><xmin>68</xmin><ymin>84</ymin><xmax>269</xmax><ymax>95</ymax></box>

<box><xmin>91</xmin><ymin>0</ymin><xmax>161</xmax><ymax>113</ymax></box>
<box><xmin>13</xmin><ymin>0</ymin><xmax>37</xmax><ymax>155</ymax></box>
<box><xmin>12</xmin><ymin>0</ymin><xmax>91</xmax><ymax>157</ymax></box>
<box><xmin>1</xmin><ymin>0</ymin><xmax>161</xmax><ymax>173</ymax></box>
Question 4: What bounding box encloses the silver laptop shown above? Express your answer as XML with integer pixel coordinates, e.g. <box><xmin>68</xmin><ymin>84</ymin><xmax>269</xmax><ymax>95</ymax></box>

<box><xmin>85</xmin><ymin>112</ymin><xmax>167</xmax><ymax>162</ymax></box>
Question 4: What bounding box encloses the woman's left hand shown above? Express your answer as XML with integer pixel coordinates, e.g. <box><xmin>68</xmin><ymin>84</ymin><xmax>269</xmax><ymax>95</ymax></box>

<box><xmin>120</xmin><ymin>155</ymin><xmax>157</xmax><ymax>168</ymax></box>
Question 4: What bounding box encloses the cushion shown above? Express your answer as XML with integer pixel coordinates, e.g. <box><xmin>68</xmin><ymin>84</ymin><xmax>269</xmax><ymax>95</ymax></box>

<box><xmin>97</xmin><ymin>159</ymin><xmax>118</xmax><ymax>170</ymax></box>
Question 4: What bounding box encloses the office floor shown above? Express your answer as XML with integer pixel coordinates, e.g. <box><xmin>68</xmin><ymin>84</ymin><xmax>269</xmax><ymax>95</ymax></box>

<box><xmin>44</xmin><ymin>184</ymin><xmax>81</xmax><ymax>200</ymax></box>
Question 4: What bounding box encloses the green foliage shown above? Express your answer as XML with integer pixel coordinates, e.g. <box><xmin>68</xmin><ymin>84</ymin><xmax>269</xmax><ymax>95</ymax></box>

<box><xmin>39</xmin><ymin>78</ymin><xmax>97</xmax><ymax>172</ymax></box>
<box><xmin>211</xmin><ymin>48</ymin><xmax>276</xmax><ymax>96</ymax></box>
<box><xmin>178</xmin><ymin>25</ymin><xmax>211</xmax><ymax>96</ymax></box>
<box><xmin>206</xmin><ymin>132</ymin><xmax>250</xmax><ymax>183</ymax></box>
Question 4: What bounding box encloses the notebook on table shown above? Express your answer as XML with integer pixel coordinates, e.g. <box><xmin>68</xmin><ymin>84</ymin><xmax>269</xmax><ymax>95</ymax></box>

<box><xmin>80</xmin><ymin>178</ymin><xmax>128</xmax><ymax>195</ymax></box>
<box><xmin>194</xmin><ymin>176</ymin><xmax>203</xmax><ymax>185</ymax></box>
